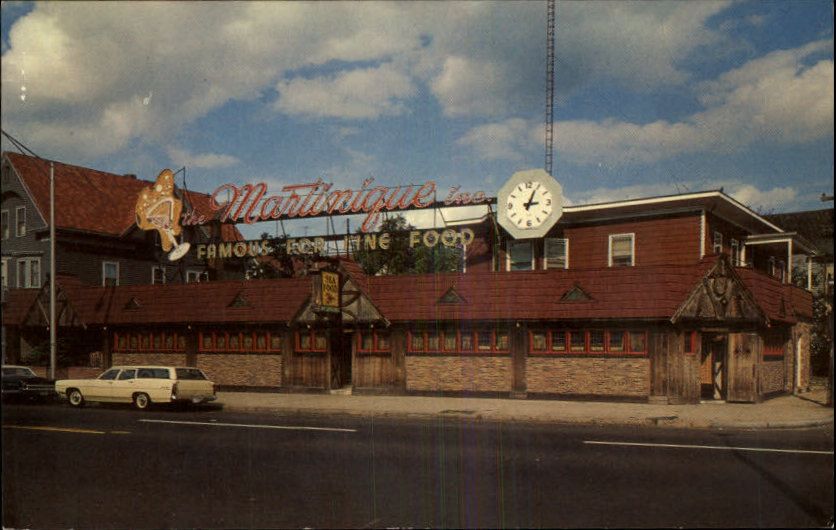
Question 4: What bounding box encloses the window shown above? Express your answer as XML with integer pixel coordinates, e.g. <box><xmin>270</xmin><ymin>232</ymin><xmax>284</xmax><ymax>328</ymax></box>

<box><xmin>118</xmin><ymin>369</ymin><xmax>136</xmax><ymax>380</ymax></box>
<box><xmin>187</xmin><ymin>270</ymin><xmax>209</xmax><ymax>283</ymax></box>
<box><xmin>357</xmin><ymin>330</ymin><xmax>390</xmax><ymax>353</ymax></box>
<box><xmin>507</xmin><ymin>241</ymin><xmax>533</xmax><ymax>271</ymax></box>
<box><xmin>296</xmin><ymin>330</ymin><xmax>327</xmax><ymax>352</ymax></box>
<box><xmin>1</xmin><ymin>210</ymin><xmax>8</xmax><ymax>239</ymax></box>
<box><xmin>98</xmin><ymin>368</ymin><xmax>120</xmax><ymax>380</ymax></box>
<box><xmin>1</xmin><ymin>258</ymin><xmax>8</xmax><ymax>289</ymax></box>
<box><xmin>409</xmin><ymin>327</ymin><xmax>509</xmax><ymax>354</ymax></box>
<box><xmin>544</xmin><ymin>238</ymin><xmax>568</xmax><ymax>269</ymax></box>
<box><xmin>713</xmin><ymin>231</ymin><xmax>723</xmax><ymax>254</ymax></box>
<box><xmin>730</xmin><ymin>239</ymin><xmax>740</xmax><ymax>266</ymax></box>
<box><xmin>16</xmin><ymin>257</ymin><xmax>40</xmax><ymax>288</ymax></box>
<box><xmin>114</xmin><ymin>331</ymin><xmax>186</xmax><ymax>353</ymax></box>
<box><xmin>198</xmin><ymin>330</ymin><xmax>281</xmax><ymax>353</ymax></box>
<box><xmin>763</xmin><ymin>333</ymin><xmax>786</xmax><ymax>359</ymax></box>
<box><xmin>683</xmin><ymin>331</ymin><xmax>697</xmax><ymax>354</ymax></box>
<box><xmin>15</xmin><ymin>206</ymin><xmax>26</xmax><ymax>237</ymax></box>
<box><xmin>102</xmin><ymin>261</ymin><xmax>119</xmax><ymax>286</ymax></box>
<box><xmin>608</xmin><ymin>233</ymin><xmax>634</xmax><ymax>267</ymax></box>
<box><xmin>152</xmin><ymin>266</ymin><xmax>166</xmax><ymax>285</ymax></box>
<box><xmin>529</xmin><ymin>329</ymin><xmax>647</xmax><ymax>356</ymax></box>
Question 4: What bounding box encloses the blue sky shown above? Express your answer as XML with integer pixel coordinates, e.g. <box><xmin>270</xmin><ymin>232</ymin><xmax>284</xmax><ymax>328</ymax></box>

<box><xmin>1</xmin><ymin>1</ymin><xmax>833</xmax><ymax>239</ymax></box>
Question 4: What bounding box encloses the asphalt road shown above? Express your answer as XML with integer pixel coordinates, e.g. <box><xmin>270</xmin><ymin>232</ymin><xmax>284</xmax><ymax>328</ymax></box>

<box><xmin>3</xmin><ymin>401</ymin><xmax>833</xmax><ymax>529</ymax></box>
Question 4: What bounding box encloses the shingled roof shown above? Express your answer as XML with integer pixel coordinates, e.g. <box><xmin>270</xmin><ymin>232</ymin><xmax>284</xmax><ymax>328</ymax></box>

<box><xmin>3</xmin><ymin>151</ymin><xmax>242</xmax><ymax>241</ymax></box>
<box><xmin>3</xmin><ymin>258</ymin><xmax>810</xmax><ymax>328</ymax></box>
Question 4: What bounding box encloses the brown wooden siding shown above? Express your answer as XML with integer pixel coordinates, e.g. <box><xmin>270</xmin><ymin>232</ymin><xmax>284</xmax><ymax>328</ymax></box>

<box><xmin>563</xmin><ymin>213</ymin><xmax>701</xmax><ymax>269</ymax></box>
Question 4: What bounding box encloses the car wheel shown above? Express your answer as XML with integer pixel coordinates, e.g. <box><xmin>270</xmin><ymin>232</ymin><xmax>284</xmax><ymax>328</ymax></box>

<box><xmin>68</xmin><ymin>389</ymin><xmax>84</xmax><ymax>407</ymax></box>
<box><xmin>133</xmin><ymin>392</ymin><xmax>151</xmax><ymax>410</ymax></box>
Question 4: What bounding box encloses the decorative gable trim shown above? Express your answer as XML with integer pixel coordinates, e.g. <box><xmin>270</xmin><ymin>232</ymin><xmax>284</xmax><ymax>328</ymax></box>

<box><xmin>561</xmin><ymin>283</ymin><xmax>592</xmax><ymax>302</ymax></box>
<box><xmin>672</xmin><ymin>255</ymin><xmax>765</xmax><ymax>324</ymax></box>
<box><xmin>124</xmin><ymin>297</ymin><xmax>142</xmax><ymax>310</ymax></box>
<box><xmin>438</xmin><ymin>286</ymin><xmax>465</xmax><ymax>304</ymax></box>
<box><xmin>228</xmin><ymin>292</ymin><xmax>250</xmax><ymax>308</ymax></box>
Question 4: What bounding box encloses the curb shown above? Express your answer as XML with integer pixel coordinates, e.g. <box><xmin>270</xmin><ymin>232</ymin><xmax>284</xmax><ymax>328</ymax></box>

<box><xmin>216</xmin><ymin>402</ymin><xmax>835</xmax><ymax>430</ymax></box>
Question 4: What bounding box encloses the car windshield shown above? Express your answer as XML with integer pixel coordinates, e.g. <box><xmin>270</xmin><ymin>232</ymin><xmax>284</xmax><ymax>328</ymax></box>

<box><xmin>175</xmin><ymin>368</ymin><xmax>207</xmax><ymax>380</ymax></box>
<box><xmin>3</xmin><ymin>367</ymin><xmax>36</xmax><ymax>377</ymax></box>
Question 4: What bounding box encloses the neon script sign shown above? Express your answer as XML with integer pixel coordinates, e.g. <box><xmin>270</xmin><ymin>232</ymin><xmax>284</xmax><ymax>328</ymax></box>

<box><xmin>181</xmin><ymin>178</ymin><xmax>489</xmax><ymax>233</ymax></box>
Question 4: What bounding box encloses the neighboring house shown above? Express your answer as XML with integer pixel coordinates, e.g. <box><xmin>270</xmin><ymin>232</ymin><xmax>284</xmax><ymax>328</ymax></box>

<box><xmin>1</xmin><ymin>185</ymin><xmax>818</xmax><ymax>403</ymax></box>
<box><xmin>765</xmin><ymin>208</ymin><xmax>834</xmax><ymax>295</ymax></box>
<box><xmin>1</xmin><ymin>151</ymin><xmax>244</xmax><ymax>292</ymax></box>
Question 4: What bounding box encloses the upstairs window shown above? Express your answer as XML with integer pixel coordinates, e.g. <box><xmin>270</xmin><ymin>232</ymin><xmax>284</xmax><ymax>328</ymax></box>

<box><xmin>102</xmin><ymin>261</ymin><xmax>119</xmax><ymax>286</ymax></box>
<box><xmin>730</xmin><ymin>239</ymin><xmax>740</xmax><ymax>265</ymax></box>
<box><xmin>608</xmin><ymin>233</ymin><xmax>634</xmax><ymax>267</ymax></box>
<box><xmin>16</xmin><ymin>257</ymin><xmax>40</xmax><ymax>288</ymax></box>
<box><xmin>507</xmin><ymin>241</ymin><xmax>533</xmax><ymax>271</ymax></box>
<box><xmin>1</xmin><ymin>258</ymin><xmax>8</xmax><ymax>289</ymax></box>
<box><xmin>1</xmin><ymin>210</ymin><xmax>8</xmax><ymax>239</ymax></box>
<box><xmin>544</xmin><ymin>238</ymin><xmax>568</xmax><ymax>269</ymax></box>
<box><xmin>15</xmin><ymin>206</ymin><xmax>26</xmax><ymax>237</ymax></box>
<box><xmin>712</xmin><ymin>231</ymin><xmax>723</xmax><ymax>255</ymax></box>
<box><xmin>152</xmin><ymin>266</ymin><xmax>166</xmax><ymax>285</ymax></box>
<box><xmin>186</xmin><ymin>270</ymin><xmax>209</xmax><ymax>283</ymax></box>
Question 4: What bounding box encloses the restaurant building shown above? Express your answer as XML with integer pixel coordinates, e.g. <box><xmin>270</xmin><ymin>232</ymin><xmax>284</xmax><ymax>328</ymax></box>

<box><xmin>1</xmin><ymin>158</ymin><xmax>817</xmax><ymax>404</ymax></box>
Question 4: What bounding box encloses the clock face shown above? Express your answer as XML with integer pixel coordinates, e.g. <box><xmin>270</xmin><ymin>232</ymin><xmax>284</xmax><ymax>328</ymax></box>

<box><xmin>505</xmin><ymin>180</ymin><xmax>553</xmax><ymax>229</ymax></box>
<box><xmin>497</xmin><ymin>169</ymin><xmax>563</xmax><ymax>239</ymax></box>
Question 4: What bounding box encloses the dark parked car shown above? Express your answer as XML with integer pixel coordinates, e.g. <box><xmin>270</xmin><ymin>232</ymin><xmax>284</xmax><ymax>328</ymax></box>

<box><xmin>1</xmin><ymin>365</ymin><xmax>56</xmax><ymax>402</ymax></box>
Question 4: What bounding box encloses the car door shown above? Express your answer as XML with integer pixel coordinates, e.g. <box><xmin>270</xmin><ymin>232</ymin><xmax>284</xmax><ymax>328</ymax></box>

<box><xmin>88</xmin><ymin>368</ymin><xmax>121</xmax><ymax>400</ymax></box>
<box><xmin>110</xmin><ymin>369</ymin><xmax>138</xmax><ymax>403</ymax></box>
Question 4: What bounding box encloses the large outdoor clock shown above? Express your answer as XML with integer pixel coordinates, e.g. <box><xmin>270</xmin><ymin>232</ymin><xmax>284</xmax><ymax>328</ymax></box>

<box><xmin>497</xmin><ymin>169</ymin><xmax>563</xmax><ymax>239</ymax></box>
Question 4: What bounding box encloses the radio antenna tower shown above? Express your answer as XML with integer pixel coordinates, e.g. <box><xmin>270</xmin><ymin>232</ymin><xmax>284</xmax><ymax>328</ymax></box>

<box><xmin>544</xmin><ymin>0</ymin><xmax>556</xmax><ymax>175</ymax></box>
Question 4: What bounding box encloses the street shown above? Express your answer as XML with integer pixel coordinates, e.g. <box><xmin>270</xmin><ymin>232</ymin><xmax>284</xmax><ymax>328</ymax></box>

<box><xmin>3</xmin><ymin>402</ymin><xmax>833</xmax><ymax>529</ymax></box>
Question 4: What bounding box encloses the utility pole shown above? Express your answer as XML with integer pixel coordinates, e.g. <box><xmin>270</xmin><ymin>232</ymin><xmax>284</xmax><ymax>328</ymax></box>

<box><xmin>823</xmin><ymin>192</ymin><xmax>833</xmax><ymax>406</ymax></box>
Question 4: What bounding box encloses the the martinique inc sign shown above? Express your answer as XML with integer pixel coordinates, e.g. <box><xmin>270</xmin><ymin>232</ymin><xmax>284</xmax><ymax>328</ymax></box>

<box><xmin>134</xmin><ymin>172</ymin><xmax>487</xmax><ymax>261</ymax></box>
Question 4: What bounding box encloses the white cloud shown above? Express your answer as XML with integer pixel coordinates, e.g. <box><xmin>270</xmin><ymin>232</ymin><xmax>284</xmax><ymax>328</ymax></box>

<box><xmin>459</xmin><ymin>40</ymin><xmax>834</xmax><ymax>166</ymax></box>
<box><xmin>0</xmin><ymin>1</ymin><xmax>743</xmax><ymax>160</ymax></box>
<box><xmin>430</xmin><ymin>56</ymin><xmax>508</xmax><ymax>117</ymax></box>
<box><xmin>456</xmin><ymin>118</ymin><xmax>541</xmax><ymax>161</ymax></box>
<box><xmin>275</xmin><ymin>64</ymin><xmax>416</xmax><ymax>119</ymax></box>
<box><xmin>568</xmin><ymin>181</ymin><xmax>799</xmax><ymax>213</ymax></box>
<box><xmin>166</xmin><ymin>146</ymin><xmax>239</xmax><ymax>170</ymax></box>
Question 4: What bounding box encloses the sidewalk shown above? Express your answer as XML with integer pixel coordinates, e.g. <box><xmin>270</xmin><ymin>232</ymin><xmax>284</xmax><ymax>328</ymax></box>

<box><xmin>215</xmin><ymin>387</ymin><xmax>834</xmax><ymax>430</ymax></box>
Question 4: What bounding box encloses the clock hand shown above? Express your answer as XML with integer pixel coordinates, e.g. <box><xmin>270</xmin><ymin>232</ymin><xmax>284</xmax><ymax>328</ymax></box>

<box><xmin>524</xmin><ymin>185</ymin><xmax>539</xmax><ymax>210</ymax></box>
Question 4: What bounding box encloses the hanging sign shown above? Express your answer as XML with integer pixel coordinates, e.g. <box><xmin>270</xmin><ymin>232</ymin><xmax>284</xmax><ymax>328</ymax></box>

<box><xmin>315</xmin><ymin>271</ymin><xmax>340</xmax><ymax>313</ymax></box>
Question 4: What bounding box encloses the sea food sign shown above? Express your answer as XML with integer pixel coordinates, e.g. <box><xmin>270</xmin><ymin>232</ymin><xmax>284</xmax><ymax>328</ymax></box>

<box><xmin>182</xmin><ymin>177</ymin><xmax>489</xmax><ymax>233</ymax></box>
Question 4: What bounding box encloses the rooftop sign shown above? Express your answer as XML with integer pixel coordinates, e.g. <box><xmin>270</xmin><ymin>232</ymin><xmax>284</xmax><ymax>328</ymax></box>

<box><xmin>181</xmin><ymin>177</ymin><xmax>489</xmax><ymax>233</ymax></box>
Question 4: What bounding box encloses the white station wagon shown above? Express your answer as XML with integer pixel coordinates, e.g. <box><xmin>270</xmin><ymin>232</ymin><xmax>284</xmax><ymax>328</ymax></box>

<box><xmin>55</xmin><ymin>366</ymin><xmax>216</xmax><ymax>410</ymax></box>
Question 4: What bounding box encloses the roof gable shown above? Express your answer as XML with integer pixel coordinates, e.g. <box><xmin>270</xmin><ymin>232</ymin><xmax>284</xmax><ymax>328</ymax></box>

<box><xmin>560</xmin><ymin>284</ymin><xmax>592</xmax><ymax>302</ymax></box>
<box><xmin>672</xmin><ymin>255</ymin><xmax>764</xmax><ymax>324</ymax></box>
<box><xmin>438</xmin><ymin>286</ymin><xmax>466</xmax><ymax>304</ymax></box>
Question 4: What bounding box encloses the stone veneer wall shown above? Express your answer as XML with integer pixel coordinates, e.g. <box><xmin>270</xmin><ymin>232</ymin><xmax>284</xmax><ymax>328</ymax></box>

<box><xmin>793</xmin><ymin>322</ymin><xmax>812</xmax><ymax>392</ymax></box>
<box><xmin>759</xmin><ymin>360</ymin><xmax>785</xmax><ymax>394</ymax></box>
<box><xmin>406</xmin><ymin>356</ymin><xmax>512</xmax><ymax>392</ymax></box>
<box><xmin>197</xmin><ymin>354</ymin><xmax>282</xmax><ymax>387</ymax></box>
<box><xmin>112</xmin><ymin>353</ymin><xmax>187</xmax><ymax>366</ymax></box>
<box><xmin>526</xmin><ymin>357</ymin><xmax>650</xmax><ymax>397</ymax></box>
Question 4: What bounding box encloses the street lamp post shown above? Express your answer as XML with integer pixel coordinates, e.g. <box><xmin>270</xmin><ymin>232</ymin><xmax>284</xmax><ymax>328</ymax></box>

<box><xmin>49</xmin><ymin>162</ymin><xmax>56</xmax><ymax>380</ymax></box>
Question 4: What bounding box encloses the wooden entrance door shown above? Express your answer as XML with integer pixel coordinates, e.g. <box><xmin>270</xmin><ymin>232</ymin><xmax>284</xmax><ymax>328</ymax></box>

<box><xmin>701</xmin><ymin>334</ymin><xmax>727</xmax><ymax>400</ymax></box>
<box><xmin>727</xmin><ymin>332</ymin><xmax>758</xmax><ymax>403</ymax></box>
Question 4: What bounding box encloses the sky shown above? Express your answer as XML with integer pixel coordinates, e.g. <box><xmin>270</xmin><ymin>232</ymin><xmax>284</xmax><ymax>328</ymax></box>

<box><xmin>1</xmin><ymin>0</ymin><xmax>833</xmax><ymax>239</ymax></box>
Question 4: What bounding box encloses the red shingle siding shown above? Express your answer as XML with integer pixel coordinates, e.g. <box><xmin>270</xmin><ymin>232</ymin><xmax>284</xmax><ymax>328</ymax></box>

<box><xmin>564</xmin><ymin>214</ymin><xmax>701</xmax><ymax>268</ymax></box>
<box><xmin>4</xmin><ymin>152</ymin><xmax>242</xmax><ymax>241</ymax></box>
